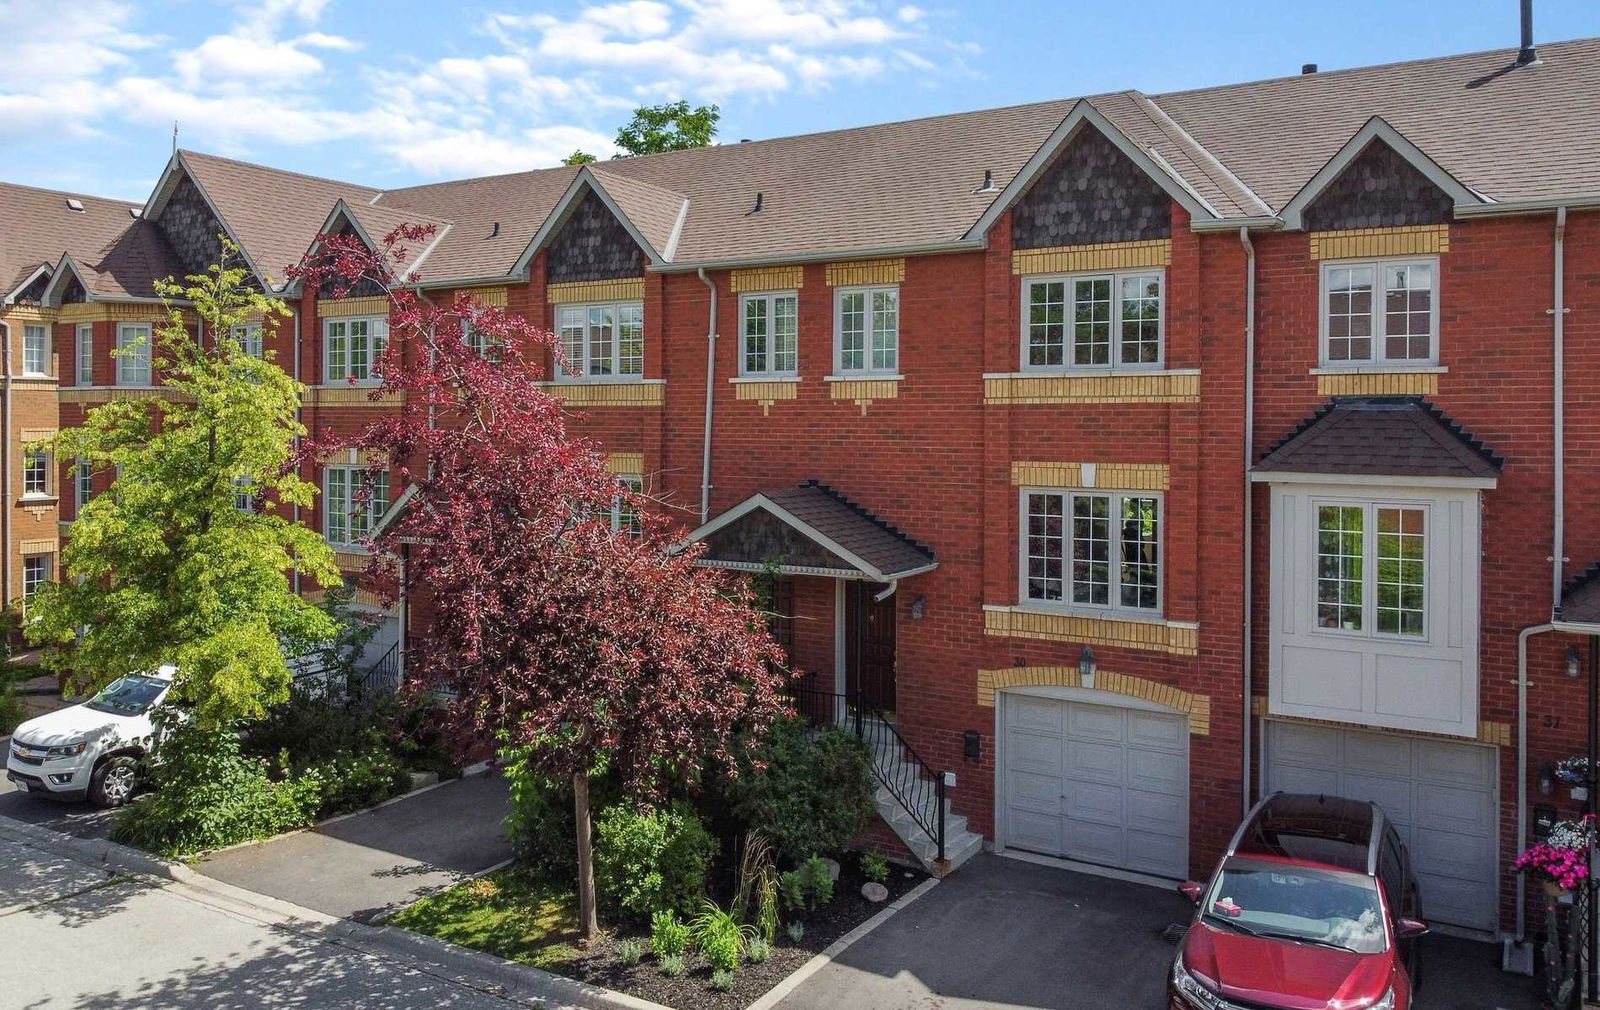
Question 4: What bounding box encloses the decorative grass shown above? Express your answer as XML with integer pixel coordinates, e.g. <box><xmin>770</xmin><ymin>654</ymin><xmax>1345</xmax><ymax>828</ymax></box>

<box><xmin>389</xmin><ymin>868</ymin><xmax>582</xmax><ymax>970</ymax></box>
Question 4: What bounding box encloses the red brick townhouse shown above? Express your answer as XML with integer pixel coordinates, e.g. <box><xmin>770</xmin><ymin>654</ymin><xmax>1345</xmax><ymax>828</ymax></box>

<box><xmin>6</xmin><ymin>37</ymin><xmax>1599</xmax><ymax>943</ymax></box>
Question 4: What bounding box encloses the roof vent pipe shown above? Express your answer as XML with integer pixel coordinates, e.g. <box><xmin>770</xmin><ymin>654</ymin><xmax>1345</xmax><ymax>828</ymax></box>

<box><xmin>489</xmin><ymin>221</ymin><xmax>500</xmax><ymax>238</ymax></box>
<box><xmin>1301</xmin><ymin>63</ymin><xmax>1318</xmax><ymax>75</ymax></box>
<box><xmin>974</xmin><ymin>170</ymin><xmax>997</xmax><ymax>194</ymax></box>
<box><xmin>749</xmin><ymin>192</ymin><xmax>764</xmax><ymax>215</ymax></box>
<box><xmin>1518</xmin><ymin>0</ymin><xmax>1538</xmax><ymax>65</ymax></box>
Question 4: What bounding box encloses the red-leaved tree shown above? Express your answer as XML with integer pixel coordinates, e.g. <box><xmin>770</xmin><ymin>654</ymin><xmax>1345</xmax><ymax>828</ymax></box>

<box><xmin>289</xmin><ymin>228</ymin><xmax>789</xmax><ymax>937</ymax></box>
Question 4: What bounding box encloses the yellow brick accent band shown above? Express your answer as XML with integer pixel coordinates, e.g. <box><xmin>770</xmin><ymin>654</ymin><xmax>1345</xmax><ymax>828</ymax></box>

<box><xmin>825</xmin><ymin>259</ymin><xmax>905</xmax><ymax>287</ymax></box>
<box><xmin>462</xmin><ymin>286</ymin><xmax>508</xmax><ymax>308</ymax></box>
<box><xmin>1010</xmin><ymin>462</ymin><xmax>1083</xmax><ymax>488</ymax></box>
<box><xmin>58</xmin><ymin>388</ymin><xmax>186</xmax><ymax>404</ymax></box>
<box><xmin>985</xmin><ymin>371</ymin><xmax>1199</xmax><ymax>405</ymax></box>
<box><xmin>19</xmin><ymin>428</ymin><xmax>57</xmax><ymax>443</ymax></box>
<box><xmin>976</xmin><ymin>665</ymin><xmax>1210</xmax><ymax>734</ymax></box>
<box><xmin>0</xmin><ymin>306</ymin><xmax>59</xmax><ymax>323</ymax></box>
<box><xmin>547</xmin><ymin>278</ymin><xmax>645</xmax><ymax>304</ymax></box>
<box><xmin>319</xmin><ymin>296</ymin><xmax>389</xmax><ymax>318</ymax></box>
<box><xmin>1308</xmin><ymin>224</ymin><xmax>1450</xmax><ymax>261</ymax></box>
<box><xmin>1097</xmin><ymin>463</ymin><xmax>1171</xmax><ymax>491</ymax></box>
<box><xmin>58</xmin><ymin>302</ymin><xmax>180</xmax><ymax>324</ymax></box>
<box><xmin>828</xmin><ymin>378</ymin><xmax>899</xmax><ymax>415</ymax></box>
<box><xmin>308</xmin><ymin>387</ymin><xmax>406</xmax><ymax>407</ymax></box>
<box><xmin>730</xmin><ymin>266</ymin><xmax>805</xmax><ymax>293</ymax></box>
<box><xmin>19</xmin><ymin>538</ymin><xmax>57</xmax><ymax>555</ymax></box>
<box><xmin>606</xmin><ymin>452</ymin><xmax>644</xmax><ymax>474</ymax></box>
<box><xmin>1316</xmin><ymin>370</ymin><xmax>1439</xmax><ymax>396</ymax></box>
<box><xmin>734</xmin><ymin>380</ymin><xmax>799</xmax><ymax>402</ymax></box>
<box><xmin>984</xmin><ymin>607</ymin><xmax>1198</xmax><ymax>656</ymax></box>
<box><xmin>1012</xmin><ymin>239</ymin><xmax>1172</xmax><ymax>276</ymax></box>
<box><xmin>334</xmin><ymin>551</ymin><xmax>371</xmax><ymax>572</ymax></box>
<box><xmin>541</xmin><ymin>381</ymin><xmax>664</xmax><ymax>408</ymax></box>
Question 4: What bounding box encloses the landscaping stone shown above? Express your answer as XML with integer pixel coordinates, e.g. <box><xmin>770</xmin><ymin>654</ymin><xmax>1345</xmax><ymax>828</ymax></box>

<box><xmin>861</xmin><ymin>881</ymin><xmax>889</xmax><ymax>903</ymax></box>
<box><xmin>409</xmin><ymin>771</ymin><xmax>440</xmax><ymax>791</ymax></box>
<box><xmin>822</xmin><ymin>857</ymin><xmax>840</xmax><ymax>882</ymax></box>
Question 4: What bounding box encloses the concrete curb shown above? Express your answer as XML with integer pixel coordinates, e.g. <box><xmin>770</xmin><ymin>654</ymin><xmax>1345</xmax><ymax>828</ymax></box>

<box><xmin>743</xmin><ymin>876</ymin><xmax>940</xmax><ymax>1010</ymax></box>
<box><xmin>0</xmin><ymin>813</ymin><xmax>670</xmax><ymax>1010</ymax></box>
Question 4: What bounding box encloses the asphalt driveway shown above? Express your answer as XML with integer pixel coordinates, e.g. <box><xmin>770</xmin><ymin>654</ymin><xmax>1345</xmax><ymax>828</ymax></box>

<box><xmin>775</xmin><ymin>853</ymin><xmax>1539</xmax><ymax>1010</ymax></box>
<box><xmin>196</xmin><ymin>769</ymin><xmax>514</xmax><ymax>923</ymax></box>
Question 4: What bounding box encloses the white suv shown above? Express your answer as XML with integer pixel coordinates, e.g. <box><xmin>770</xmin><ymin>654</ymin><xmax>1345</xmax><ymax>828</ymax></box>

<box><xmin>6</xmin><ymin>667</ymin><xmax>174</xmax><ymax>807</ymax></box>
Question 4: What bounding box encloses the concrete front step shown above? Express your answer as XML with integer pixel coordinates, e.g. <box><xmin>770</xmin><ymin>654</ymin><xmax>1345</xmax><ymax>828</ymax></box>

<box><xmin>867</xmin><ymin>752</ymin><xmax>984</xmax><ymax>877</ymax></box>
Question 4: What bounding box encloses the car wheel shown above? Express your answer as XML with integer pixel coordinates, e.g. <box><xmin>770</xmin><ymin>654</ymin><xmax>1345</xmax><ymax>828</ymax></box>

<box><xmin>89</xmin><ymin>756</ymin><xmax>138</xmax><ymax>808</ymax></box>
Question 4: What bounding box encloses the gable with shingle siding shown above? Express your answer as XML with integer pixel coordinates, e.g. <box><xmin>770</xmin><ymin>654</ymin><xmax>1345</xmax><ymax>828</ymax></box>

<box><xmin>546</xmin><ymin>189</ymin><xmax>647</xmax><ymax>284</ymax></box>
<box><xmin>1303</xmin><ymin>139</ymin><xmax>1455</xmax><ymax>231</ymax></box>
<box><xmin>156</xmin><ymin>171</ymin><xmax>238</xmax><ymax>282</ymax></box>
<box><xmin>1011</xmin><ymin>126</ymin><xmax>1172</xmax><ymax>249</ymax></box>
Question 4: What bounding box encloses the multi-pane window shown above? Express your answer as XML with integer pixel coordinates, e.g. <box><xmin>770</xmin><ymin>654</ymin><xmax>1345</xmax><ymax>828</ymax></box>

<box><xmin>611</xmin><ymin>474</ymin><xmax>644</xmax><ymax>536</ymax></box>
<box><xmin>741</xmin><ymin>292</ymin><xmax>799</xmax><ymax>376</ymax></box>
<box><xmin>22</xmin><ymin>324</ymin><xmax>48</xmax><ymax>375</ymax></box>
<box><xmin>231</xmin><ymin>324</ymin><xmax>263</xmax><ymax>358</ymax></box>
<box><xmin>324</xmin><ymin>466</ymin><xmax>389</xmax><ymax>547</ymax></box>
<box><xmin>462</xmin><ymin>320</ymin><xmax>502</xmax><ymax>361</ymax></box>
<box><xmin>1023</xmin><ymin>490</ymin><xmax>1160</xmax><ymax>613</ymax></box>
<box><xmin>324</xmin><ymin>316</ymin><xmax>388</xmax><ymax>384</ymax></box>
<box><xmin>1316</xmin><ymin>502</ymin><xmax>1426</xmax><ymax>637</ymax></box>
<box><xmin>1024</xmin><ymin>271</ymin><xmax>1163</xmax><ymax>369</ymax></box>
<box><xmin>116</xmin><ymin>323</ymin><xmax>152</xmax><ymax>385</ymax></box>
<box><xmin>1322</xmin><ymin>259</ymin><xmax>1436</xmax><ymax>365</ymax></box>
<box><xmin>835</xmin><ymin>286</ymin><xmax>898</xmax><ymax>374</ymax></box>
<box><xmin>555</xmin><ymin>302</ymin><xmax>643</xmax><ymax>378</ymax></box>
<box><xmin>234</xmin><ymin>475</ymin><xmax>255</xmax><ymax>513</ymax></box>
<box><xmin>22</xmin><ymin>555</ymin><xmax>50</xmax><ymax>605</ymax></box>
<box><xmin>76</xmin><ymin>324</ymin><xmax>93</xmax><ymax>385</ymax></box>
<box><xmin>75</xmin><ymin>456</ymin><xmax>92</xmax><ymax>511</ymax></box>
<box><xmin>22</xmin><ymin>449</ymin><xmax>48</xmax><ymax>497</ymax></box>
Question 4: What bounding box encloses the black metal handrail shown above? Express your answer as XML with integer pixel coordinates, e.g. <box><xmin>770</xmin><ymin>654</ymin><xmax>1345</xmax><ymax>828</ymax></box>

<box><xmin>358</xmin><ymin>641</ymin><xmax>402</xmax><ymax>696</ymax></box>
<box><xmin>788</xmin><ymin>683</ymin><xmax>946</xmax><ymax>864</ymax></box>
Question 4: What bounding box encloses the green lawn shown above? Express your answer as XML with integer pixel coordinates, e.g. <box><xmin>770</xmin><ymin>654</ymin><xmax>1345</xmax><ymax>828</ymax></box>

<box><xmin>389</xmin><ymin>868</ymin><xmax>582</xmax><ymax>969</ymax></box>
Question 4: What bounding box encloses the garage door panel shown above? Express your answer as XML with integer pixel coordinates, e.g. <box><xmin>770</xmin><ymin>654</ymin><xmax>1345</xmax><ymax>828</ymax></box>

<box><xmin>1414</xmin><ymin>784</ymin><xmax>1493</xmax><ymax>836</ymax></box>
<box><xmin>1064</xmin><ymin>779</ymin><xmax>1124</xmax><ymax>827</ymax></box>
<box><xmin>1127</xmin><ymin>748</ymin><xmax>1187</xmax><ymax>796</ymax></box>
<box><xmin>1415</xmin><ymin>740</ymin><xmax>1495</xmax><ymax>787</ymax></box>
<box><xmin>1127</xmin><ymin>829</ymin><xmax>1188</xmax><ymax>878</ymax></box>
<box><xmin>1411</xmin><ymin>828</ymin><xmax>1493</xmax><ymax>882</ymax></box>
<box><xmin>1415</xmin><ymin>872</ymin><xmax>1495</xmax><ymax>931</ymax></box>
<box><xmin>1065</xmin><ymin>703</ymin><xmax>1125</xmax><ymax>742</ymax></box>
<box><xmin>1007</xmin><ymin>808</ymin><xmax>1063</xmax><ymax>855</ymax></box>
<box><xmin>1339</xmin><ymin>773</ymin><xmax>1414</xmax><ymax>824</ymax></box>
<box><xmin>1064</xmin><ymin>739</ymin><xmax>1125</xmax><ymax>785</ymax></box>
<box><xmin>1007</xmin><ymin>730</ymin><xmax>1063</xmax><ymax>776</ymax></box>
<box><xmin>1065</xmin><ymin>816</ymin><xmax>1125</xmax><ymax>866</ymax></box>
<box><xmin>1127</xmin><ymin>788</ymin><xmax>1186</xmax><ymax>835</ymax></box>
<box><xmin>1010</xmin><ymin>695</ymin><xmax>1066</xmax><ymax>734</ymax></box>
<box><xmin>1268</xmin><ymin>721</ymin><xmax>1343</xmax><ymax>765</ymax></box>
<box><xmin>1341</xmin><ymin>731</ymin><xmax>1413</xmax><ymax>776</ymax></box>
<box><xmin>1007</xmin><ymin>769</ymin><xmax>1063</xmax><ymax>813</ymax></box>
<box><xmin>1267</xmin><ymin>762</ymin><xmax>1343</xmax><ymax>797</ymax></box>
<box><xmin>1128</xmin><ymin>710</ymin><xmax>1187</xmax><ymax>751</ymax></box>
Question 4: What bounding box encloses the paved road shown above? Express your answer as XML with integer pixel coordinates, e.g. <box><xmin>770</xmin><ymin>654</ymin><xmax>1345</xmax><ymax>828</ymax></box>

<box><xmin>0</xmin><ymin>774</ymin><xmax>121</xmax><ymax>840</ymax></box>
<box><xmin>775</xmin><ymin>853</ymin><xmax>1539</xmax><ymax>1010</ymax></box>
<box><xmin>196</xmin><ymin>769</ymin><xmax>514</xmax><ymax>922</ymax></box>
<box><xmin>0</xmin><ymin>832</ymin><xmax>528</xmax><ymax>1010</ymax></box>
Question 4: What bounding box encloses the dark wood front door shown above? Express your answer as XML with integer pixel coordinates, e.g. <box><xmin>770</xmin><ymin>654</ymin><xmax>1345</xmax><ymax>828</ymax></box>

<box><xmin>845</xmin><ymin>581</ymin><xmax>896</xmax><ymax>712</ymax></box>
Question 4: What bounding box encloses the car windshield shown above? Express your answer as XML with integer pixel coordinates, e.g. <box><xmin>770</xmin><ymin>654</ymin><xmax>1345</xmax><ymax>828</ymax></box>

<box><xmin>84</xmin><ymin>675</ymin><xmax>168</xmax><ymax>716</ymax></box>
<box><xmin>1203</xmin><ymin>859</ymin><xmax>1388</xmax><ymax>954</ymax></box>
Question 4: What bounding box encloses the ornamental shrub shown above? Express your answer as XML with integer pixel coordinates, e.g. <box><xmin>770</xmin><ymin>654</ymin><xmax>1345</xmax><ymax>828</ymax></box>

<box><xmin>860</xmin><ymin>850</ymin><xmax>890</xmax><ymax>884</ymax></box>
<box><xmin>110</xmin><ymin>722</ymin><xmax>321</xmax><ymax>857</ymax></box>
<box><xmin>302</xmin><ymin>750</ymin><xmax>410</xmax><ymax>817</ymax></box>
<box><xmin>690</xmin><ymin>900</ymin><xmax>752</xmax><ymax>973</ymax></box>
<box><xmin>726</xmin><ymin>716</ymin><xmax>874</xmax><ymax>863</ymax></box>
<box><xmin>651</xmin><ymin>909</ymin><xmax>691</xmax><ymax>957</ymax></box>
<box><xmin>595</xmin><ymin>802</ymin><xmax>715</xmax><ymax>920</ymax></box>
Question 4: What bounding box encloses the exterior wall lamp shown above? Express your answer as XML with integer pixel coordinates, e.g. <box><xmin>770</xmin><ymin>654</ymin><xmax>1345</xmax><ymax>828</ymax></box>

<box><xmin>1079</xmin><ymin>645</ymin><xmax>1096</xmax><ymax>690</ymax></box>
<box><xmin>911</xmin><ymin>594</ymin><xmax>926</xmax><ymax>620</ymax></box>
<box><xmin>1566</xmin><ymin>645</ymin><xmax>1582</xmax><ymax>679</ymax></box>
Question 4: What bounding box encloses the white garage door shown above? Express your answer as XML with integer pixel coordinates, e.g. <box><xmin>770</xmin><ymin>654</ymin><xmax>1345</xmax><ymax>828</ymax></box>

<box><xmin>1003</xmin><ymin>695</ymin><xmax>1189</xmax><ymax>878</ymax></box>
<box><xmin>1263</xmin><ymin>720</ymin><xmax>1498</xmax><ymax>933</ymax></box>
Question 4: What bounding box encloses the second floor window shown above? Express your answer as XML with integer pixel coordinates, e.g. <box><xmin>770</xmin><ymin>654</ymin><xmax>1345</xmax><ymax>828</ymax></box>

<box><xmin>1315</xmin><ymin>501</ymin><xmax>1426</xmax><ymax>637</ymax></box>
<box><xmin>462</xmin><ymin>320</ymin><xmax>502</xmax><ymax>361</ymax></box>
<box><xmin>1023</xmin><ymin>490</ymin><xmax>1160</xmax><ymax>613</ymax></box>
<box><xmin>556</xmin><ymin>302</ymin><xmax>643</xmax><ymax>378</ymax></box>
<box><xmin>1322</xmin><ymin>259</ymin><xmax>1437</xmax><ymax>365</ymax></box>
<box><xmin>23</xmin><ymin>449</ymin><xmax>49</xmax><ymax>497</ymax></box>
<box><xmin>23</xmin><ymin>324</ymin><xmax>48</xmax><ymax>375</ymax></box>
<box><xmin>76</xmin><ymin>324</ymin><xmax>93</xmax><ymax>385</ymax></box>
<box><xmin>75</xmin><ymin>456</ymin><xmax>93</xmax><ymax>511</ymax></box>
<box><xmin>1023</xmin><ymin>271</ymin><xmax>1163</xmax><ymax>370</ymax></box>
<box><xmin>611</xmin><ymin>474</ymin><xmax>644</xmax><ymax>536</ymax></box>
<box><xmin>835</xmin><ymin>286</ymin><xmax>898</xmax><ymax>374</ymax></box>
<box><xmin>325</xmin><ymin>466</ymin><xmax>389</xmax><ymax>547</ymax></box>
<box><xmin>117</xmin><ymin>323</ymin><xmax>151</xmax><ymax>385</ymax></box>
<box><xmin>22</xmin><ymin>555</ymin><xmax>50</xmax><ymax>605</ymax></box>
<box><xmin>741</xmin><ymin>292</ymin><xmax>798</xmax><ymax>376</ymax></box>
<box><xmin>232</xmin><ymin>324</ymin><xmax>263</xmax><ymax>359</ymax></box>
<box><xmin>325</xmin><ymin>316</ymin><xmax>388</xmax><ymax>384</ymax></box>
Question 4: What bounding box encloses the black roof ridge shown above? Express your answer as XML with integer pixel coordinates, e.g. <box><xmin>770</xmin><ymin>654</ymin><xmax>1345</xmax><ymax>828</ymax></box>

<box><xmin>1415</xmin><ymin>397</ymin><xmax>1505</xmax><ymax>471</ymax></box>
<box><xmin>1562</xmin><ymin>560</ymin><xmax>1600</xmax><ymax>599</ymax></box>
<box><xmin>1261</xmin><ymin>395</ymin><xmax>1503</xmax><ymax>473</ymax></box>
<box><xmin>1259</xmin><ymin>399</ymin><xmax>1340</xmax><ymax>463</ymax></box>
<box><xmin>797</xmin><ymin>479</ymin><xmax>936</xmax><ymax>562</ymax></box>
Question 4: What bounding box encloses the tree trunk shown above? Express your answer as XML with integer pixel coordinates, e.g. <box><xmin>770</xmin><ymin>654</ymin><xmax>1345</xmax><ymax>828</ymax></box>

<box><xmin>573</xmin><ymin>772</ymin><xmax>598</xmax><ymax>940</ymax></box>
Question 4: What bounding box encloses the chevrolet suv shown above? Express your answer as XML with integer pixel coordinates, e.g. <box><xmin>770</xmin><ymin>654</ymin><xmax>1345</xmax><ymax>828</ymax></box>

<box><xmin>6</xmin><ymin>667</ymin><xmax>174</xmax><ymax>807</ymax></box>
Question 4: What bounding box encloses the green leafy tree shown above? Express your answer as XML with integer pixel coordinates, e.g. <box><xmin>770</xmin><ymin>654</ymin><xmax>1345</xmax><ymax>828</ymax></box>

<box><xmin>614</xmin><ymin>100</ymin><xmax>720</xmax><ymax>157</ymax></box>
<box><xmin>27</xmin><ymin>244</ymin><xmax>342</xmax><ymax>725</ymax></box>
<box><xmin>562</xmin><ymin>150</ymin><xmax>598</xmax><ymax>166</ymax></box>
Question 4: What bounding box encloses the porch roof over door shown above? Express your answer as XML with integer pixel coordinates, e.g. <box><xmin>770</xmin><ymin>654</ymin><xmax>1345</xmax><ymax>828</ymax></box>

<box><xmin>684</xmin><ymin>480</ymin><xmax>937</xmax><ymax>582</ymax></box>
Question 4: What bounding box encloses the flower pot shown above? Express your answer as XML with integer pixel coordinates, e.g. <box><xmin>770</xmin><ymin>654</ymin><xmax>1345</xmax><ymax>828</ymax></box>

<box><xmin>1541</xmin><ymin>880</ymin><xmax>1571</xmax><ymax>899</ymax></box>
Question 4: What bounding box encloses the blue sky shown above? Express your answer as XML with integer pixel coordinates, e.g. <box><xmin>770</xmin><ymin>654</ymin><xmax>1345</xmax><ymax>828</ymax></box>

<box><xmin>3</xmin><ymin>0</ymin><xmax>1594</xmax><ymax>202</ymax></box>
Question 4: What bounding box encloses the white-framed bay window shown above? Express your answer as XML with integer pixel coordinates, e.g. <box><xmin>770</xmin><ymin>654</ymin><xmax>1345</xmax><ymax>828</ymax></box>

<box><xmin>324</xmin><ymin>316</ymin><xmax>388</xmax><ymax>384</ymax></box>
<box><xmin>740</xmin><ymin>291</ymin><xmax>799</xmax><ymax>376</ymax></box>
<box><xmin>22</xmin><ymin>324</ymin><xmax>49</xmax><ymax>376</ymax></box>
<box><xmin>76</xmin><ymin>324</ymin><xmax>94</xmax><ymax>385</ymax></box>
<box><xmin>116</xmin><ymin>323</ymin><xmax>152</xmax><ymax>385</ymax></box>
<box><xmin>833</xmin><ymin>285</ymin><xmax>898</xmax><ymax>375</ymax></box>
<box><xmin>1314</xmin><ymin>499</ymin><xmax>1427</xmax><ymax>638</ymax></box>
<box><xmin>555</xmin><ymin>302</ymin><xmax>642</xmax><ymax>379</ymax></box>
<box><xmin>324</xmin><ymin>465</ymin><xmax>389</xmax><ymax>547</ymax></box>
<box><xmin>1320</xmin><ymin>258</ymin><xmax>1437</xmax><ymax>366</ymax></box>
<box><xmin>1020</xmin><ymin>488</ymin><xmax>1161</xmax><ymax>614</ymax></box>
<box><xmin>1022</xmin><ymin>270</ymin><xmax>1163</xmax><ymax>370</ymax></box>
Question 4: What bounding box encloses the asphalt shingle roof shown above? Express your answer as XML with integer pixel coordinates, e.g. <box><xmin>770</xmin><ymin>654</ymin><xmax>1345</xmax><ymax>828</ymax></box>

<box><xmin>1563</xmin><ymin>563</ymin><xmax>1600</xmax><ymax>625</ymax></box>
<box><xmin>762</xmin><ymin>480</ymin><xmax>936</xmax><ymax>580</ymax></box>
<box><xmin>0</xmin><ymin>183</ymin><xmax>180</xmax><ymax>300</ymax></box>
<box><xmin>1254</xmin><ymin>397</ymin><xmax>1504</xmax><ymax>479</ymax></box>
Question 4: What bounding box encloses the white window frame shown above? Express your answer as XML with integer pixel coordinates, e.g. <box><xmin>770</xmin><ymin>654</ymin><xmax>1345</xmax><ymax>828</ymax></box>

<box><xmin>22</xmin><ymin>324</ymin><xmax>49</xmax><ymax>376</ymax></box>
<box><xmin>832</xmin><ymin>285</ymin><xmax>900</xmax><ymax>376</ymax></box>
<box><xmin>22</xmin><ymin>448</ymin><xmax>50</xmax><ymax>498</ymax></box>
<box><xmin>323</xmin><ymin>315</ymin><xmax>389</xmax><ymax>385</ymax></box>
<box><xmin>22</xmin><ymin>554</ymin><xmax>51</xmax><ymax>605</ymax></box>
<box><xmin>1019</xmin><ymin>270</ymin><xmax>1165</xmax><ymax>372</ymax></box>
<box><xmin>116</xmin><ymin>323</ymin><xmax>152</xmax><ymax>385</ymax></box>
<box><xmin>231</xmin><ymin>323</ymin><xmax>263</xmax><ymax>359</ymax></box>
<box><xmin>1017</xmin><ymin>487</ymin><xmax>1163</xmax><ymax>617</ymax></box>
<box><xmin>461</xmin><ymin>319</ymin><xmax>503</xmax><ymax>361</ymax></box>
<box><xmin>1309</xmin><ymin>496</ymin><xmax>1431</xmax><ymax>643</ymax></box>
<box><xmin>76</xmin><ymin>324</ymin><xmax>94</xmax><ymax>385</ymax></box>
<box><xmin>323</xmin><ymin>465</ymin><xmax>389</xmax><ymax>548</ymax></box>
<box><xmin>554</xmin><ymin>301</ymin><xmax>644</xmax><ymax>380</ymax></box>
<box><xmin>1318</xmin><ymin>256</ymin><xmax>1439</xmax><ymax>367</ymax></box>
<box><xmin>75</xmin><ymin>455</ymin><xmax>93</xmax><ymax>512</ymax></box>
<box><xmin>610</xmin><ymin>474</ymin><xmax>644</xmax><ymax>535</ymax></box>
<box><xmin>739</xmin><ymin>291</ymin><xmax>800</xmax><ymax>377</ymax></box>
<box><xmin>234</xmin><ymin>475</ymin><xmax>256</xmax><ymax>513</ymax></box>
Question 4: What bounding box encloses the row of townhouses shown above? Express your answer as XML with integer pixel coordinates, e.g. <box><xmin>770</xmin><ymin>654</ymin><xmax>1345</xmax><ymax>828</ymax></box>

<box><xmin>2</xmin><ymin>36</ymin><xmax>1598</xmax><ymax>944</ymax></box>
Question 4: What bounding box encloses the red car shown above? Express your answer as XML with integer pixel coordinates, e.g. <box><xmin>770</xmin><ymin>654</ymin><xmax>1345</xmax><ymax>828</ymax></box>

<box><xmin>1169</xmin><ymin>792</ymin><xmax>1429</xmax><ymax>1010</ymax></box>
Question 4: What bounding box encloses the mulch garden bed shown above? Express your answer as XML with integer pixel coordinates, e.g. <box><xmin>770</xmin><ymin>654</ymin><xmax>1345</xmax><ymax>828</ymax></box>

<box><xmin>549</xmin><ymin>856</ymin><xmax>928</xmax><ymax>1010</ymax></box>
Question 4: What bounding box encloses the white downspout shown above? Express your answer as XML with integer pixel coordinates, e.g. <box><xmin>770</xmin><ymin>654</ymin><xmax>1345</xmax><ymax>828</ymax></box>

<box><xmin>1514</xmin><ymin>622</ymin><xmax>1555</xmax><ymax>950</ymax></box>
<box><xmin>1239</xmin><ymin>226</ymin><xmax>1256</xmax><ymax>814</ymax></box>
<box><xmin>289</xmin><ymin>302</ymin><xmax>302</xmax><ymax>597</ymax></box>
<box><xmin>0</xmin><ymin>319</ymin><xmax>11</xmax><ymax>609</ymax></box>
<box><xmin>697</xmin><ymin>268</ymin><xmax>718</xmax><ymax>525</ymax></box>
<box><xmin>1551</xmin><ymin>206</ymin><xmax>1568</xmax><ymax>612</ymax></box>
